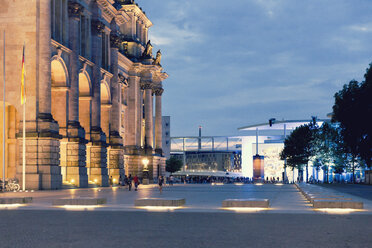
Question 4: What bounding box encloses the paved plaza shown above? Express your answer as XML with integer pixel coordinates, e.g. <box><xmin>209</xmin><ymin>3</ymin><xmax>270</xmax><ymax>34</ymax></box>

<box><xmin>1</xmin><ymin>184</ymin><xmax>372</xmax><ymax>247</ymax></box>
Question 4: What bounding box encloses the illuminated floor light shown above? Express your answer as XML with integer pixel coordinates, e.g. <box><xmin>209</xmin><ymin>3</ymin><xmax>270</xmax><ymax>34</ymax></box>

<box><xmin>0</xmin><ymin>204</ymin><xmax>25</xmax><ymax>209</ymax></box>
<box><xmin>275</xmin><ymin>183</ymin><xmax>283</xmax><ymax>186</ymax></box>
<box><xmin>314</xmin><ymin>208</ymin><xmax>364</xmax><ymax>214</ymax></box>
<box><xmin>255</xmin><ymin>183</ymin><xmax>263</xmax><ymax>186</ymax></box>
<box><xmin>59</xmin><ymin>205</ymin><xmax>100</xmax><ymax>210</ymax></box>
<box><xmin>136</xmin><ymin>206</ymin><xmax>183</xmax><ymax>212</ymax></box>
<box><xmin>234</xmin><ymin>183</ymin><xmax>244</xmax><ymax>186</ymax></box>
<box><xmin>222</xmin><ymin>207</ymin><xmax>268</xmax><ymax>213</ymax></box>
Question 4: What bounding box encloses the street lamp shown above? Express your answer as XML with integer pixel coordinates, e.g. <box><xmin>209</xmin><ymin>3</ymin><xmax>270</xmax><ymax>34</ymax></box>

<box><xmin>142</xmin><ymin>158</ymin><xmax>149</xmax><ymax>170</ymax></box>
<box><xmin>142</xmin><ymin>158</ymin><xmax>150</xmax><ymax>185</ymax></box>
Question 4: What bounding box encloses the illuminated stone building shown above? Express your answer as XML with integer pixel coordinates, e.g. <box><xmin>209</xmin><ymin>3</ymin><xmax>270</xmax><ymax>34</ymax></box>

<box><xmin>0</xmin><ymin>0</ymin><xmax>168</xmax><ymax>189</ymax></box>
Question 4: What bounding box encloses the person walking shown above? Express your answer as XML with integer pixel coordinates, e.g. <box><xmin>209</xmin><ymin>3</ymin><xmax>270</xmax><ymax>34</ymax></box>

<box><xmin>158</xmin><ymin>175</ymin><xmax>164</xmax><ymax>194</ymax></box>
<box><xmin>169</xmin><ymin>175</ymin><xmax>174</xmax><ymax>186</ymax></box>
<box><xmin>119</xmin><ymin>174</ymin><xmax>123</xmax><ymax>188</ymax></box>
<box><xmin>133</xmin><ymin>175</ymin><xmax>139</xmax><ymax>191</ymax></box>
<box><xmin>128</xmin><ymin>174</ymin><xmax>132</xmax><ymax>191</ymax></box>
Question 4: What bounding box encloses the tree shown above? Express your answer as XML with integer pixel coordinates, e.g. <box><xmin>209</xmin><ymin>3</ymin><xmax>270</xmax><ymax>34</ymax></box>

<box><xmin>280</xmin><ymin>124</ymin><xmax>315</xmax><ymax>182</ymax></box>
<box><xmin>359</xmin><ymin>64</ymin><xmax>372</xmax><ymax>167</ymax></box>
<box><xmin>332</xmin><ymin>73</ymin><xmax>372</xmax><ymax>181</ymax></box>
<box><xmin>312</xmin><ymin>122</ymin><xmax>342</xmax><ymax>182</ymax></box>
<box><xmin>166</xmin><ymin>157</ymin><xmax>183</xmax><ymax>174</ymax></box>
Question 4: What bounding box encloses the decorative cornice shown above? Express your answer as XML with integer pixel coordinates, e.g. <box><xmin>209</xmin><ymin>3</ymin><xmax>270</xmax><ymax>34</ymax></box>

<box><xmin>120</xmin><ymin>3</ymin><xmax>152</xmax><ymax>28</ymax></box>
<box><xmin>68</xmin><ymin>1</ymin><xmax>84</xmax><ymax>19</ymax></box>
<box><xmin>97</xmin><ymin>0</ymin><xmax>117</xmax><ymax>23</ymax></box>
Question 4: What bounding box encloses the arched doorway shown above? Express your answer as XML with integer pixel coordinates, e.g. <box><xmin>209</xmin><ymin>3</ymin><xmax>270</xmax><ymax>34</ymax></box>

<box><xmin>51</xmin><ymin>58</ymin><xmax>69</xmax><ymax>136</ymax></box>
<box><xmin>100</xmin><ymin>80</ymin><xmax>111</xmax><ymax>138</ymax></box>
<box><xmin>51</xmin><ymin>58</ymin><xmax>69</xmax><ymax>182</ymax></box>
<box><xmin>0</xmin><ymin>103</ymin><xmax>19</xmax><ymax>180</ymax></box>
<box><xmin>79</xmin><ymin>71</ymin><xmax>92</xmax><ymax>140</ymax></box>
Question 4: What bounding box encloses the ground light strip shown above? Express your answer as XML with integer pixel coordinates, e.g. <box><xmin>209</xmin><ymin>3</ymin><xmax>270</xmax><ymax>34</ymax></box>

<box><xmin>314</xmin><ymin>208</ymin><xmax>365</xmax><ymax>214</ymax></box>
<box><xmin>136</xmin><ymin>206</ymin><xmax>184</xmax><ymax>212</ymax></box>
<box><xmin>222</xmin><ymin>207</ymin><xmax>269</xmax><ymax>212</ymax></box>
<box><xmin>0</xmin><ymin>204</ymin><xmax>26</xmax><ymax>209</ymax></box>
<box><xmin>58</xmin><ymin>205</ymin><xmax>101</xmax><ymax>210</ymax></box>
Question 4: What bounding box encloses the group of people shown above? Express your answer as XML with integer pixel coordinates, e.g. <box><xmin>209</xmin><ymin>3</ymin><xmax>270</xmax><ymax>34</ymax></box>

<box><xmin>115</xmin><ymin>174</ymin><xmax>140</xmax><ymax>191</ymax></box>
<box><xmin>112</xmin><ymin>174</ymin><xmax>166</xmax><ymax>194</ymax></box>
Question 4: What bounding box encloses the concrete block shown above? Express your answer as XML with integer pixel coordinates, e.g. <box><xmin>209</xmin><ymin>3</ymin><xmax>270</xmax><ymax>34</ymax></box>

<box><xmin>0</xmin><ymin>197</ymin><xmax>33</xmax><ymax>204</ymax></box>
<box><xmin>309</xmin><ymin>196</ymin><xmax>350</xmax><ymax>203</ymax></box>
<box><xmin>222</xmin><ymin>198</ymin><xmax>269</xmax><ymax>208</ymax></box>
<box><xmin>135</xmin><ymin>198</ymin><xmax>186</xmax><ymax>207</ymax></box>
<box><xmin>313</xmin><ymin>199</ymin><xmax>363</xmax><ymax>209</ymax></box>
<box><xmin>52</xmin><ymin>197</ymin><xmax>107</xmax><ymax>206</ymax></box>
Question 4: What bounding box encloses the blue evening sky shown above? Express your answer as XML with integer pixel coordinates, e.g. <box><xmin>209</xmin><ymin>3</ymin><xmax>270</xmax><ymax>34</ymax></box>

<box><xmin>138</xmin><ymin>0</ymin><xmax>372</xmax><ymax>137</ymax></box>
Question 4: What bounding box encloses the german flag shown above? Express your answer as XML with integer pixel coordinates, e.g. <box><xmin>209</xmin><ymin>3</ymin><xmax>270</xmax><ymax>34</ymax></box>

<box><xmin>21</xmin><ymin>43</ymin><xmax>26</xmax><ymax>105</ymax></box>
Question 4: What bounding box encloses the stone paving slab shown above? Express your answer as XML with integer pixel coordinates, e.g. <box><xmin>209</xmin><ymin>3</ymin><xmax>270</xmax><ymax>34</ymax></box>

<box><xmin>52</xmin><ymin>197</ymin><xmax>107</xmax><ymax>206</ymax></box>
<box><xmin>222</xmin><ymin>198</ymin><xmax>269</xmax><ymax>208</ymax></box>
<box><xmin>0</xmin><ymin>197</ymin><xmax>33</xmax><ymax>204</ymax></box>
<box><xmin>135</xmin><ymin>198</ymin><xmax>186</xmax><ymax>207</ymax></box>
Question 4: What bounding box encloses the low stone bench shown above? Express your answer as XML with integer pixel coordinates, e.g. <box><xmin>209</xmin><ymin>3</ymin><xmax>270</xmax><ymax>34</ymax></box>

<box><xmin>52</xmin><ymin>197</ymin><xmax>107</xmax><ymax>206</ymax></box>
<box><xmin>134</xmin><ymin>198</ymin><xmax>186</xmax><ymax>207</ymax></box>
<box><xmin>0</xmin><ymin>197</ymin><xmax>33</xmax><ymax>204</ymax></box>
<box><xmin>222</xmin><ymin>198</ymin><xmax>269</xmax><ymax>208</ymax></box>
<box><xmin>309</xmin><ymin>196</ymin><xmax>350</xmax><ymax>203</ymax></box>
<box><xmin>313</xmin><ymin>199</ymin><xmax>363</xmax><ymax>209</ymax></box>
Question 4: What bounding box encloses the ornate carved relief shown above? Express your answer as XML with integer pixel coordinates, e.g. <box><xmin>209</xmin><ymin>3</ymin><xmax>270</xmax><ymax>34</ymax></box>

<box><xmin>110</xmin><ymin>32</ymin><xmax>121</xmax><ymax>49</ymax></box>
<box><xmin>68</xmin><ymin>1</ymin><xmax>84</xmax><ymax>19</ymax></box>
<box><xmin>140</xmin><ymin>82</ymin><xmax>152</xmax><ymax>90</ymax></box>
<box><xmin>118</xmin><ymin>74</ymin><xmax>128</xmax><ymax>86</ymax></box>
<box><xmin>153</xmin><ymin>88</ymin><xmax>164</xmax><ymax>96</ymax></box>
<box><xmin>91</xmin><ymin>20</ymin><xmax>106</xmax><ymax>35</ymax></box>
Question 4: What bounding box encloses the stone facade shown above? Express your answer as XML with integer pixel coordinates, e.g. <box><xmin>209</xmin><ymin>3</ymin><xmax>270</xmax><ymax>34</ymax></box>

<box><xmin>0</xmin><ymin>0</ymin><xmax>168</xmax><ymax>189</ymax></box>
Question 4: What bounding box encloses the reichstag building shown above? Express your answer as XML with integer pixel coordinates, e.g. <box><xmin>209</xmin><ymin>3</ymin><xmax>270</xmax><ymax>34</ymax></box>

<box><xmin>0</xmin><ymin>0</ymin><xmax>168</xmax><ymax>189</ymax></box>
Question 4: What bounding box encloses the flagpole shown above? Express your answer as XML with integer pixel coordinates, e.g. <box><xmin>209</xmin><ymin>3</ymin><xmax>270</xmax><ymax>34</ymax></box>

<box><xmin>2</xmin><ymin>30</ymin><xmax>5</xmax><ymax>192</ymax></box>
<box><xmin>22</xmin><ymin>43</ymin><xmax>26</xmax><ymax>192</ymax></box>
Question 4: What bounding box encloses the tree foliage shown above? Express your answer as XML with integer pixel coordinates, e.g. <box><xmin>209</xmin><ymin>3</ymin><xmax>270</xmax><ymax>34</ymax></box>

<box><xmin>332</xmin><ymin>64</ymin><xmax>372</xmax><ymax>168</ymax></box>
<box><xmin>280</xmin><ymin>124</ymin><xmax>315</xmax><ymax>181</ymax></box>
<box><xmin>166</xmin><ymin>157</ymin><xmax>183</xmax><ymax>174</ymax></box>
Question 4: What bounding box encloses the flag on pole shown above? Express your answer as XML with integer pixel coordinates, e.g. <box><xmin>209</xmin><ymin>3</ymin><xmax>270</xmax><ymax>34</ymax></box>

<box><xmin>21</xmin><ymin>44</ymin><xmax>26</xmax><ymax>105</ymax></box>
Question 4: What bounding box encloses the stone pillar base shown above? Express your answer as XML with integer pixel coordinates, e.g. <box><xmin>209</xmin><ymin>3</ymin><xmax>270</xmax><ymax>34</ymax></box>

<box><xmin>16</xmin><ymin>137</ymin><xmax>62</xmax><ymax>190</ymax></box>
<box><xmin>86</xmin><ymin>128</ymin><xmax>109</xmax><ymax>187</ymax></box>
<box><xmin>59</xmin><ymin>123</ymin><xmax>88</xmax><ymax>188</ymax></box>
<box><xmin>107</xmin><ymin>147</ymin><xmax>124</xmax><ymax>183</ymax></box>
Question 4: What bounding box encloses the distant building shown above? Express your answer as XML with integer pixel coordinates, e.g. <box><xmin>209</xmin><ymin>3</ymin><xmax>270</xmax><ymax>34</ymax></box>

<box><xmin>238</xmin><ymin>119</ymin><xmax>332</xmax><ymax>182</ymax></box>
<box><xmin>170</xmin><ymin>136</ymin><xmax>242</xmax><ymax>177</ymax></box>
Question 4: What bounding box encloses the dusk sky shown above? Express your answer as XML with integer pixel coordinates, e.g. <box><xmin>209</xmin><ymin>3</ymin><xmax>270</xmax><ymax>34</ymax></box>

<box><xmin>138</xmin><ymin>0</ymin><xmax>372</xmax><ymax>137</ymax></box>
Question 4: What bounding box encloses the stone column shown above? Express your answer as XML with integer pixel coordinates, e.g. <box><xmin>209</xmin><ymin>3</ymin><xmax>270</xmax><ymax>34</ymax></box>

<box><xmin>124</xmin><ymin>74</ymin><xmax>141</xmax><ymax>153</ymax></box>
<box><xmin>107</xmin><ymin>33</ymin><xmax>124</xmax><ymax>182</ymax></box>
<box><xmin>154</xmin><ymin>88</ymin><xmax>164</xmax><ymax>154</ymax></box>
<box><xmin>67</xmin><ymin>0</ymin><xmax>81</xmax><ymax>124</ymax></box>
<box><xmin>59</xmin><ymin>0</ymin><xmax>88</xmax><ymax>188</ymax></box>
<box><xmin>86</xmin><ymin>20</ymin><xmax>109</xmax><ymax>187</ymax></box>
<box><xmin>142</xmin><ymin>83</ymin><xmax>153</xmax><ymax>150</ymax></box>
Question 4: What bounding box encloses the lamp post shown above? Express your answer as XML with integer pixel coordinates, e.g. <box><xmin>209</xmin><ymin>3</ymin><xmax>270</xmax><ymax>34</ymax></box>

<box><xmin>142</xmin><ymin>158</ymin><xmax>150</xmax><ymax>185</ymax></box>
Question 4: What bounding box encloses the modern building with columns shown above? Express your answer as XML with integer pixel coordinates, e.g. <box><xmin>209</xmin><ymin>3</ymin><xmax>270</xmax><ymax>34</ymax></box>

<box><xmin>0</xmin><ymin>0</ymin><xmax>168</xmax><ymax>189</ymax></box>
